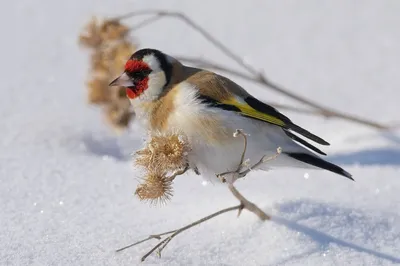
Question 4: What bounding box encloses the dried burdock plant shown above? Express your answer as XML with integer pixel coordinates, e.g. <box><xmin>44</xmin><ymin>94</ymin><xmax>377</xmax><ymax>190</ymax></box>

<box><xmin>79</xmin><ymin>17</ymin><xmax>130</xmax><ymax>48</ymax></box>
<box><xmin>86</xmin><ymin>78</ymin><xmax>111</xmax><ymax>104</ymax></box>
<box><xmin>133</xmin><ymin>131</ymin><xmax>191</xmax><ymax>205</ymax></box>
<box><xmin>99</xmin><ymin>20</ymin><xmax>130</xmax><ymax>41</ymax></box>
<box><xmin>79</xmin><ymin>16</ymin><xmax>137</xmax><ymax>132</ymax></box>
<box><xmin>110</xmin><ymin>41</ymin><xmax>135</xmax><ymax>71</ymax></box>
<box><xmin>78</xmin><ymin>16</ymin><xmax>104</xmax><ymax>48</ymax></box>
<box><xmin>135</xmin><ymin>171</ymin><xmax>174</xmax><ymax>205</ymax></box>
<box><xmin>104</xmin><ymin>99</ymin><xmax>134</xmax><ymax>133</ymax></box>
<box><xmin>134</xmin><ymin>132</ymin><xmax>191</xmax><ymax>173</ymax></box>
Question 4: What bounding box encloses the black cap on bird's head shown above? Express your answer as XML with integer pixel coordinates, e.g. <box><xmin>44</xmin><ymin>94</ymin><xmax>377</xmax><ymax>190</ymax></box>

<box><xmin>109</xmin><ymin>48</ymin><xmax>173</xmax><ymax>100</ymax></box>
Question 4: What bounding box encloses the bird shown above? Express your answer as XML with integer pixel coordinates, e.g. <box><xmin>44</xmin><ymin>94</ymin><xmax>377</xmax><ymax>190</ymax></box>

<box><xmin>109</xmin><ymin>48</ymin><xmax>353</xmax><ymax>183</ymax></box>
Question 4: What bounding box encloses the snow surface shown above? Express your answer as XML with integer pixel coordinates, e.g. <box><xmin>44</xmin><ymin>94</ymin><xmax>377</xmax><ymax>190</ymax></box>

<box><xmin>2</xmin><ymin>0</ymin><xmax>400</xmax><ymax>265</ymax></box>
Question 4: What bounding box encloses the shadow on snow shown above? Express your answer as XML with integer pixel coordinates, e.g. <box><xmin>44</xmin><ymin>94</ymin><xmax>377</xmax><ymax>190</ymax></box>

<box><xmin>269</xmin><ymin>199</ymin><xmax>400</xmax><ymax>265</ymax></box>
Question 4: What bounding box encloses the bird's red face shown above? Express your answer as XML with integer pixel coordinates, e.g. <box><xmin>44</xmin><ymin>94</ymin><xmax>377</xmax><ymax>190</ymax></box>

<box><xmin>109</xmin><ymin>59</ymin><xmax>152</xmax><ymax>99</ymax></box>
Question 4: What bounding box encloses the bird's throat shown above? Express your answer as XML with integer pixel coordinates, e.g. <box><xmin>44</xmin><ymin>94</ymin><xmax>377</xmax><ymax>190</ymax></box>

<box><xmin>125</xmin><ymin>77</ymin><xmax>149</xmax><ymax>99</ymax></box>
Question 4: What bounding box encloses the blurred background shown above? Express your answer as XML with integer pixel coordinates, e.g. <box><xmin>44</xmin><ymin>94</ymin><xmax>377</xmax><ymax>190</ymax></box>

<box><xmin>1</xmin><ymin>1</ymin><xmax>400</xmax><ymax>265</ymax></box>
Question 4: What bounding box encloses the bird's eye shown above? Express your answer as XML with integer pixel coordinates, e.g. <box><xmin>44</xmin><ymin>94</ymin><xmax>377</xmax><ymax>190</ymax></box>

<box><xmin>132</xmin><ymin>72</ymin><xmax>142</xmax><ymax>78</ymax></box>
<box><xmin>128</xmin><ymin>69</ymin><xmax>151</xmax><ymax>79</ymax></box>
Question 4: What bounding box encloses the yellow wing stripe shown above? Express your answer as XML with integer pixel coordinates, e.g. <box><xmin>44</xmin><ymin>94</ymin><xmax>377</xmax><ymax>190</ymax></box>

<box><xmin>221</xmin><ymin>97</ymin><xmax>286</xmax><ymax>127</ymax></box>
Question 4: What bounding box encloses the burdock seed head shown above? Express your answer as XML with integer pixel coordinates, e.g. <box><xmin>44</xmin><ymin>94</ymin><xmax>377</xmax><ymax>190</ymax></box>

<box><xmin>135</xmin><ymin>171</ymin><xmax>174</xmax><ymax>206</ymax></box>
<box><xmin>134</xmin><ymin>132</ymin><xmax>191</xmax><ymax>173</ymax></box>
<box><xmin>133</xmin><ymin>131</ymin><xmax>191</xmax><ymax>205</ymax></box>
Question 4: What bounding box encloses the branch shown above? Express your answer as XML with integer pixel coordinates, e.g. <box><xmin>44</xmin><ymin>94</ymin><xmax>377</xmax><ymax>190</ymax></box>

<box><xmin>111</xmin><ymin>10</ymin><xmax>257</xmax><ymax>75</ymax></box>
<box><xmin>176</xmin><ymin>56</ymin><xmax>390</xmax><ymax>129</ymax></box>
<box><xmin>217</xmin><ymin>129</ymin><xmax>282</xmax><ymax>184</ymax></box>
<box><xmin>228</xmin><ymin>185</ymin><xmax>269</xmax><ymax>220</ymax></box>
<box><xmin>116</xmin><ymin>205</ymin><xmax>241</xmax><ymax>261</ymax></box>
<box><xmin>116</xmin><ymin>181</ymin><xmax>271</xmax><ymax>261</ymax></box>
<box><xmin>110</xmin><ymin>10</ymin><xmax>393</xmax><ymax>130</ymax></box>
<box><xmin>130</xmin><ymin>15</ymin><xmax>165</xmax><ymax>31</ymax></box>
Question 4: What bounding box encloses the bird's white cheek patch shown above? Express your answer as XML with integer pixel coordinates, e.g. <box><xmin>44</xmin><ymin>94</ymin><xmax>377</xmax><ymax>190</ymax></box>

<box><xmin>138</xmin><ymin>72</ymin><xmax>167</xmax><ymax>101</ymax></box>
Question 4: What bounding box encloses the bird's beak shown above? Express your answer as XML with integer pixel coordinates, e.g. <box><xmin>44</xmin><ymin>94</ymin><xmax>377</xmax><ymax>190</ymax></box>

<box><xmin>109</xmin><ymin>72</ymin><xmax>135</xmax><ymax>87</ymax></box>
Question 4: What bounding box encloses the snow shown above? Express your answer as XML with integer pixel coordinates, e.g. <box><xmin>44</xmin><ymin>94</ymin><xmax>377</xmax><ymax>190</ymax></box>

<box><xmin>2</xmin><ymin>0</ymin><xmax>400</xmax><ymax>265</ymax></box>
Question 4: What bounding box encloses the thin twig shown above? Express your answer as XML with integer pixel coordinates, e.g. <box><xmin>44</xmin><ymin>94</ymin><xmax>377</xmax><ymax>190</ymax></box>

<box><xmin>117</xmin><ymin>186</ymin><xmax>270</xmax><ymax>262</ymax></box>
<box><xmin>234</xmin><ymin>129</ymin><xmax>248</xmax><ymax>172</ymax></box>
<box><xmin>111</xmin><ymin>10</ymin><xmax>257</xmax><ymax>75</ymax></box>
<box><xmin>216</xmin><ymin>130</ymin><xmax>282</xmax><ymax>183</ymax></box>
<box><xmin>165</xmin><ymin>164</ymin><xmax>189</xmax><ymax>182</ymax></box>
<box><xmin>217</xmin><ymin>129</ymin><xmax>247</xmax><ymax>183</ymax></box>
<box><xmin>147</xmin><ymin>205</ymin><xmax>240</xmax><ymax>260</ymax></box>
<box><xmin>130</xmin><ymin>14</ymin><xmax>165</xmax><ymax>31</ymax></box>
<box><xmin>217</xmin><ymin>129</ymin><xmax>248</xmax><ymax>180</ymax></box>
<box><xmin>116</xmin><ymin>205</ymin><xmax>242</xmax><ymax>261</ymax></box>
<box><xmin>116</xmin><ymin>230</ymin><xmax>175</xmax><ymax>252</ymax></box>
<box><xmin>238</xmin><ymin>149</ymin><xmax>282</xmax><ymax>177</ymax></box>
<box><xmin>176</xmin><ymin>56</ymin><xmax>390</xmax><ymax>129</ymax></box>
<box><xmin>110</xmin><ymin>10</ymin><xmax>392</xmax><ymax>130</ymax></box>
<box><xmin>111</xmin><ymin>10</ymin><xmax>169</xmax><ymax>21</ymax></box>
<box><xmin>228</xmin><ymin>185</ymin><xmax>270</xmax><ymax>220</ymax></box>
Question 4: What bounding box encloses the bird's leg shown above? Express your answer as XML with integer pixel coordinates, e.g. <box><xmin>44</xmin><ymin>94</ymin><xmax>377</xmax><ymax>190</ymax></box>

<box><xmin>116</xmin><ymin>205</ymin><xmax>242</xmax><ymax>261</ymax></box>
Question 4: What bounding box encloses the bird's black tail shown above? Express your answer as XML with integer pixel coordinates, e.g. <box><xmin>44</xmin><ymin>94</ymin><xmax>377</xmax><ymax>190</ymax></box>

<box><xmin>285</xmin><ymin>152</ymin><xmax>354</xmax><ymax>181</ymax></box>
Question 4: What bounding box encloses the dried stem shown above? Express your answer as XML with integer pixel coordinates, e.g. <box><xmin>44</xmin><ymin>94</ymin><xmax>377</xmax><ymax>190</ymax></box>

<box><xmin>176</xmin><ymin>56</ymin><xmax>390</xmax><ymax>129</ymax></box>
<box><xmin>129</xmin><ymin>15</ymin><xmax>164</xmax><ymax>31</ymax></box>
<box><xmin>216</xmin><ymin>129</ymin><xmax>249</xmax><ymax>181</ymax></box>
<box><xmin>217</xmin><ymin>129</ymin><xmax>282</xmax><ymax>183</ymax></box>
<box><xmin>111</xmin><ymin>10</ymin><xmax>256</xmax><ymax>73</ymax></box>
<box><xmin>115</xmin><ymin>230</ymin><xmax>174</xmax><ymax>252</ymax></box>
<box><xmin>165</xmin><ymin>164</ymin><xmax>189</xmax><ymax>182</ymax></box>
<box><xmin>116</xmin><ymin>205</ymin><xmax>242</xmax><ymax>261</ymax></box>
<box><xmin>110</xmin><ymin>10</ymin><xmax>392</xmax><ymax>130</ymax></box>
<box><xmin>228</xmin><ymin>185</ymin><xmax>269</xmax><ymax>220</ymax></box>
<box><xmin>116</xmin><ymin>187</ymin><xmax>269</xmax><ymax>262</ymax></box>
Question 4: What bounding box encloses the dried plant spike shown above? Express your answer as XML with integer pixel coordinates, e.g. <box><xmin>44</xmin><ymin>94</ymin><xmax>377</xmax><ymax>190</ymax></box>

<box><xmin>135</xmin><ymin>172</ymin><xmax>174</xmax><ymax>205</ymax></box>
<box><xmin>78</xmin><ymin>16</ymin><xmax>102</xmax><ymax>48</ymax></box>
<box><xmin>79</xmin><ymin>15</ymin><xmax>138</xmax><ymax>132</ymax></box>
<box><xmin>134</xmin><ymin>147</ymin><xmax>152</xmax><ymax>169</ymax></box>
<box><xmin>86</xmin><ymin>78</ymin><xmax>111</xmax><ymax>104</ymax></box>
<box><xmin>100</xmin><ymin>19</ymin><xmax>130</xmax><ymax>41</ymax></box>
<box><xmin>115</xmin><ymin>86</ymin><xmax>128</xmax><ymax>100</ymax></box>
<box><xmin>90</xmin><ymin>52</ymin><xmax>111</xmax><ymax>74</ymax></box>
<box><xmin>103</xmin><ymin>101</ymin><xmax>134</xmax><ymax>132</ymax></box>
<box><xmin>134</xmin><ymin>132</ymin><xmax>191</xmax><ymax>173</ymax></box>
<box><xmin>111</xmin><ymin>41</ymin><xmax>136</xmax><ymax>74</ymax></box>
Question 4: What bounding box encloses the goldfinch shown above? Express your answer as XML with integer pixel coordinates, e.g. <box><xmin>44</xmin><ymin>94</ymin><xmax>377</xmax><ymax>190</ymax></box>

<box><xmin>109</xmin><ymin>48</ymin><xmax>353</xmax><ymax>182</ymax></box>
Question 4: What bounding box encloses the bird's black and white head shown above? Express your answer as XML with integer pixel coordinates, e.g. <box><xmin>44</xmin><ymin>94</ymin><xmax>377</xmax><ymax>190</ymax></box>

<box><xmin>109</xmin><ymin>48</ymin><xmax>174</xmax><ymax>102</ymax></box>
